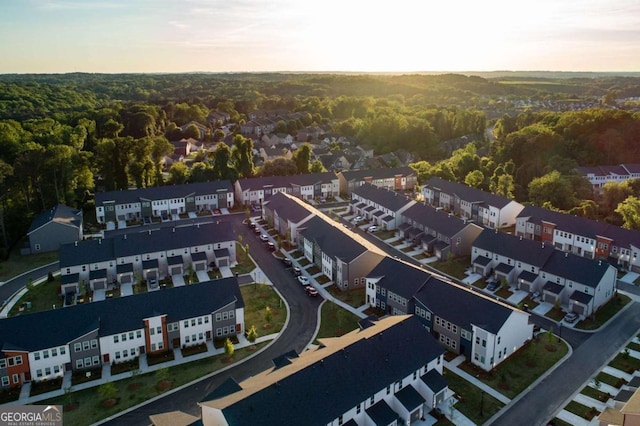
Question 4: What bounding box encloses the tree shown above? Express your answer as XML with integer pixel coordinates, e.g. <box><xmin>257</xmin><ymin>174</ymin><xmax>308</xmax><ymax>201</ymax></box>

<box><xmin>167</xmin><ymin>162</ymin><xmax>189</xmax><ymax>185</ymax></box>
<box><xmin>150</xmin><ymin>137</ymin><xmax>174</xmax><ymax>186</ymax></box>
<box><xmin>292</xmin><ymin>143</ymin><xmax>312</xmax><ymax>174</ymax></box>
<box><xmin>259</xmin><ymin>158</ymin><xmax>298</xmax><ymax>177</ymax></box>
<box><xmin>189</xmin><ymin>162</ymin><xmax>214</xmax><ymax>183</ymax></box>
<box><xmin>408</xmin><ymin>161</ymin><xmax>432</xmax><ymax>185</ymax></box>
<box><xmin>231</xmin><ymin>135</ymin><xmax>254</xmax><ymax>178</ymax></box>
<box><xmin>310</xmin><ymin>159</ymin><xmax>326</xmax><ymax>173</ymax></box>
<box><xmin>224</xmin><ymin>337</ymin><xmax>235</xmax><ymax>358</ymax></box>
<box><xmin>182</xmin><ymin>124</ymin><xmax>201</xmax><ymax>140</ymax></box>
<box><xmin>265</xmin><ymin>306</ymin><xmax>272</xmax><ymax>323</ymax></box>
<box><xmin>98</xmin><ymin>382</ymin><xmax>117</xmax><ymax>401</ymax></box>
<box><xmin>211</xmin><ymin>142</ymin><xmax>238</xmax><ymax>181</ymax></box>
<box><xmin>464</xmin><ymin>170</ymin><xmax>484</xmax><ymax>188</ymax></box>
<box><xmin>616</xmin><ymin>196</ymin><xmax>640</xmax><ymax>230</ymax></box>
<box><xmin>528</xmin><ymin>171</ymin><xmax>577</xmax><ymax>211</ymax></box>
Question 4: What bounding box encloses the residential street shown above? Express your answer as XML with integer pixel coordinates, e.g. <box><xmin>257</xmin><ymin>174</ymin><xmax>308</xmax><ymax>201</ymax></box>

<box><xmin>492</xmin><ymin>302</ymin><xmax>640</xmax><ymax>426</ymax></box>
<box><xmin>0</xmin><ymin>261</ymin><xmax>59</xmax><ymax>309</ymax></box>
<box><xmin>101</xmin><ymin>213</ymin><xmax>321</xmax><ymax>425</ymax></box>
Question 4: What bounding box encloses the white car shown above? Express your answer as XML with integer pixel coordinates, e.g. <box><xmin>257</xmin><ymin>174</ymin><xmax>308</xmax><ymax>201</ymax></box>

<box><xmin>368</xmin><ymin>225</ymin><xmax>379</xmax><ymax>232</ymax></box>
<box><xmin>354</xmin><ymin>216</ymin><xmax>363</xmax><ymax>223</ymax></box>
<box><xmin>259</xmin><ymin>234</ymin><xmax>269</xmax><ymax>242</ymax></box>
<box><xmin>297</xmin><ymin>275</ymin><xmax>310</xmax><ymax>285</ymax></box>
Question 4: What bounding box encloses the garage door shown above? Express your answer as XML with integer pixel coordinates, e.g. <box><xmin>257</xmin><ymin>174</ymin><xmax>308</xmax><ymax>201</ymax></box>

<box><xmin>544</xmin><ymin>292</ymin><xmax>556</xmax><ymax>304</ymax></box>
<box><xmin>93</xmin><ymin>280</ymin><xmax>106</xmax><ymax>290</ymax></box>
<box><xmin>474</xmin><ymin>266</ymin><xmax>484</xmax><ymax>275</ymax></box>
<box><xmin>195</xmin><ymin>263</ymin><xmax>206</xmax><ymax>271</ymax></box>
<box><xmin>170</xmin><ymin>266</ymin><xmax>183</xmax><ymax>276</ymax></box>
<box><xmin>519</xmin><ymin>282</ymin><xmax>530</xmax><ymax>292</ymax></box>
<box><xmin>218</xmin><ymin>258</ymin><xmax>228</xmax><ymax>267</ymax></box>
<box><xmin>120</xmin><ymin>275</ymin><xmax>132</xmax><ymax>284</ymax></box>
<box><xmin>573</xmin><ymin>304</ymin><xmax>585</xmax><ymax>315</ymax></box>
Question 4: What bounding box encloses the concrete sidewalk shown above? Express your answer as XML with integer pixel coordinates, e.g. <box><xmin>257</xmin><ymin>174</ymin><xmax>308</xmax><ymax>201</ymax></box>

<box><xmin>444</xmin><ymin>355</ymin><xmax>511</xmax><ymax>405</ymax></box>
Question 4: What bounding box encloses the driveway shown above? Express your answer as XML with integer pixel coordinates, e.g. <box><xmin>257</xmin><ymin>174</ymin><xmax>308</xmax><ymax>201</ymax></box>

<box><xmin>172</xmin><ymin>275</ymin><xmax>185</xmax><ymax>287</ymax></box>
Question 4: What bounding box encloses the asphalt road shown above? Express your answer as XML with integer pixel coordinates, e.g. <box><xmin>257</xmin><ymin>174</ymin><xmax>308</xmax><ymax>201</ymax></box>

<box><xmin>0</xmin><ymin>261</ymin><xmax>60</xmax><ymax>308</ymax></box>
<box><xmin>493</xmin><ymin>302</ymin><xmax>640</xmax><ymax>426</ymax></box>
<box><xmin>101</xmin><ymin>213</ymin><xmax>321</xmax><ymax>425</ymax></box>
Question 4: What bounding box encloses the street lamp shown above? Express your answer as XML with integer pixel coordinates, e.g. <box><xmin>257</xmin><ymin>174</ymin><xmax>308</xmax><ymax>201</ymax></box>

<box><xmin>480</xmin><ymin>390</ymin><xmax>485</xmax><ymax>417</ymax></box>
<box><xmin>557</xmin><ymin>322</ymin><xmax>562</xmax><ymax>342</ymax></box>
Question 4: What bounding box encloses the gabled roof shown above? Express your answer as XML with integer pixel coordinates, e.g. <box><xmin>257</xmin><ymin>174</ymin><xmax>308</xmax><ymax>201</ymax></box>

<box><xmin>236</xmin><ymin>172</ymin><xmax>338</xmax><ymax>192</ymax></box>
<box><xmin>423</xmin><ymin>177</ymin><xmax>517</xmax><ymax>209</ymax></box>
<box><xmin>421</xmin><ymin>369</ymin><xmax>448</xmax><ymax>393</ymax></box>
<box><xmin>263</xmin><ymin>192</ymin><xmax>314</xmax><ymax>224</ymax></box>
<box><xmin>542</xmin><ymin>250</ymin><xmax>612</xmax><ymax>288</ymax></box>
<box><xmin>395</xmin><ymin>385</ymin><xmax>425</xmax><ymax>411</ymax></box>
<box><xmin>95</xmin><ymin>181</ymin><xmax>233</xmax><ymax>207</ymax></box>
<box><xmin>200</xmin><ymin>316</ymin><xmax>443</xmax><ymax>425</ymax></box>
<box><xmin>367</xmin><ymin>257</ymin><xmax>430</xmax><ymax>299</ymax></box>
<box><xmin>0</xmin><ymin>278</ymin><xmax>243</xmax><ymax>353</ymax></box>
<box><xmin>473</xmin><ymin>229</ymin><xmax>556</xmax><ymax>267</ymax></box>
<box><xmin>401</xmin><ymin>202</ymin><xmax>477</xmax><ymax>237</ymax></box>
<box><xmin>352</xmin><ymin>183</ymin><xmax>414</xmax><ymax>212</ymax></box>
<box><xmin>59</xmin><ymin>223</ymin><xmax>234</xmax><ymax>268</ymax></box>
<box><xmin>339</xmin><ymin>166</ymin><xmax>415</xmax><ymax>182</ymax></box>
<box><xmin>300</xmin><ymin>217</ymin><xmax>377</xmax><ymax>263</ymax></box>
<box><xmin>27</xmin><ymin>204</ymin><xmax>82</xmax><ymax>235</ymax></box>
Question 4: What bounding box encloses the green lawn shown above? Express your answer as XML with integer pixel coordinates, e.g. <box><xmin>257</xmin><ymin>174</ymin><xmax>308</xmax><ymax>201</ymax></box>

<box><xmin>545</xmin><ymin>306</ymin><xmax>565</xmax><ymax>322</ymax></box>
<box><xmin>628</xmin><ymin>341</ymin><xmax>640</xmax><ymax>352</ymax></box>
<box><xmin>431</xmin><ymin>256</ymin><xmax>470</xmax><ymax>279</ymax></box>
<box><xmin>9</xmin><ymin>276</ymin><xmax>63</xmax><ymax>316</ymax></box>
<box><xmin>564</xmin><ymin>400</ymin><xmax>600</xmax><ymax>420</ymax></box>
<box><xmin>459</xmin><ymin>337</ymin><xmax>568</xmax><ymax>399</ymax></box>
<box><xmin>41</xmin><ymin>343</ymin><xmax>267</xmax><ymax>426</ymax></box>
<box><xmin>595</xmin><ymin>371</ymin><xmax>627</xmax><ymax>388</ymax></box>
<box><xmin>551</xmin><ymin>418</ymin><xmax>573</xmax><ymax>426</ymax></box>
<box><xmin>240</xmin><ymin>284</ymin><xmax>286</xmax><ymax>335</ymax></box>
<box><xmin>580</xmin><ymin>385</ymin><xmax>612</xmax><ymax>402</ymax></box>
<box><xmin>315</xmin><ymin>301</ymin><xmax>361</xmax><ymax>340</ymax></box>
<box><xmin>0</xmin><ymin>245</ymin><xmax>59</xmax><ymax>281</ymax></box>
<box><xmin>325</xmin><ymin>285</ymin><xmax>366</xmax><ymax>308</ymax></box>
<box><xmin>376</xmin><ymin>230</ymin><xmax>395</xmax><ymax>240</ymax></box>
<box><xmin>443</xmin><ymin>369</ymin><xmax>504</xmax><ymax>424</ymax></box>
<box><xmin>230</xmin><ymin>243</ymin><xmax>256</xmax><ymax>275</ymax></box>
<box><xmin>609</xmin><ymin>351</ymin><xmax>640</xmax><ymax>374</ymax></box>
<box><xmin>576</xmin><ymin>294</ymin><xmax>631</xmax><ymax>330</ymax></box>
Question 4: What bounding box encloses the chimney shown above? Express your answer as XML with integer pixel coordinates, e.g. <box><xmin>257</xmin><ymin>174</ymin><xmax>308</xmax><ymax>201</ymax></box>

<box><xmin>565</xmin><ymin>252</ymin><xmax>568</xmax><ymax>257</ymax></box>
<box><xmin>148</xmin><ymin>230</ymin><xmax>151</xmax><ymax>235</ymax></box>
<box><xmin>124</xmin><ymin>234</ymin><xmax>127</xmax><ymax>240</ymax></box>
<box><xmin>542</xmin><ymin>242</ymin><xmax>545</xmax><ymax>248</ymax></box>
<box><xmin>598</xmin><ymin>260</ymin><xmax>602</xmax><ymax>266</ymax></box>
<box><xmin>74</xmin><ymin>241</ymin><xmax>78</xmax><ymax>247</ymax></box>
<box><xmin>98</xmin><ymin>239</ymin><xmax>101</xmax><ymax>245</ymax></box>
<box><xmin>173</xmin><ymin>227</ymin><xmax>175</xmax><ymax>233</ymax></box>
<box><xmin>519</xmin><ymin>236</ymin><xmax>522</xmax><ymax>241</ymax></box>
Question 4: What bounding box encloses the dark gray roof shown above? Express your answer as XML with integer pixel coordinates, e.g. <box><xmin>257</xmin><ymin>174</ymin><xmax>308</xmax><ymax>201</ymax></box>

<box><xmin>543</xmin><ymin>281</ymin><xmax>563</xmax><ymax>294</ymax></box>
<box><xmin>570</xmin><ymin>291</ymin><xmax>593</xmax><ymax>304</ymax></box>
<box><xmin>89</xmin><ymin>269</ymin><xmax>107</xmax><ymax>279</ymax></box>
<box><xmin>517</xmin><ymin>205</ymin><xmax>640</xmax><ymax>250</ymax></box>
<box><xmin>495</xmin><ymin>263</ymin><xmax>514</xmax><ymax>274</ymax></box>
<box><xmin>191</xmin><ymin>251</ymin><xmax>207</xmax><ymax>262</ymax></box>
<box><xmin>27</xmin><ymin>204</ymin><xmax>82</xmax><ymax>234</ymax></box>
<box><xmin>395</xmin><ymin>385</ymin><xmax>425</xmax><ymax>411</ymax></box>
<box><xmin>615</xmin><ymin>389</ymin><xmax>635</xmax><ymax>403</ymax></box>
<box><xmin>421</xmin><ymin>369</ymin><xmax>448</xmax><ymax>393</ymax></box>
<box><xmin>627</xmin><ymin>375</ymin><xmax>640</xmax><ymax>388</ymax></box>
<box><xmin>95</xmin><ymin>181</ymin><xmax>233</xmax><ymax>207</ymax></box>
<box><xmin>367</xmin><ymin>257</ymin><xmax>430</xmax><ymax>299</ymax></box>
<box><xmin>236</xmin><ymin>172</ymin><xmax>337</xmax><ymax>192</ymax></box>
<box><xmin>401</xmin><ymin>203</ymin><xmax>472</xmax><ymax>237</ymax></box>
<box><xmin>299</xmin><ymin>217</ymin><xmax>369</xmax><ymax>263</ymax></box>
<box><xmin>209</xmin><ymin>316</ymin><xmax>443</xmax><ymax>425</ymax></box>
<box><xmin>473</xmin><ymin>255</ymin><xmax>492</xmax><ymax>266</ymax></box>
<box><xmin>214</xmin><ymin>248</ymin><xmax>230</xmax><ymax>258</ymax></box>
<box><xmin>352</xmin><ymin>183</ymin><xmax>413</xmax><ymax>212</ymax></box>
<box><xmin>0</xmin><ymin>278</ymin><xmax>243</xmax><ymax>353</ymax></box>
<box><xmin>168</xmin><ymin>256</ymin><xmax>183</xmax><ymax>266</ymax></box>
<box><xmin>340</xmin><ymin>166</ymin><xmax>415</xmax><ymax>182</ymax></box>
<box><xmin>366</xmin><ymin>399</ymin><xmax>399</xmax><ymax>425</ymax></box>
<box><xmin>59</xmin><ymin>223</ymin><xmax>234</xmax><ymax>268</ymax></box>
<box><xmin>434</xmin><ymin>240</ymin><xmax>449</xmax><ymax>250</ymax></box>
<box><xmin>263</xmin><ymin>192</ymin><xmax>313</xmax><ymax>223</ymax></box>
<box><xmin>542</xmin><ymin>250</ymin><xmax>612</xmax><ymax>288</ymax></box>
<box><xmin>414</xmin><ymin>274</ymin><xmax>515</xmax><ymax>334</ymax></box>
<box><xmin>424</xmin><ymin>177</ymin><xmax>516</xmax><ymax>209</ymax></box>
<box><xmin>61</xmin><ymin>273</ymin><xmax>79</xmax><ymax>284</ymax></box>
<box><xmin>518</xmin><ymin>271</ymin><xmax>538</xmax><ymax>283</ymax></box>
<box><xmin>142</xmin><ymin>259</ymin><xmax>159</xmax><ymax>269</ymax></box>
<box><xmin>473</xmin><ymin>229</ymin><xmax>555</xmax><ymax>267</ymax></box>
<box><xmin>117</xmin><ymin>264</ymin><xmax>133</xmax><ymax>274</ymax></box>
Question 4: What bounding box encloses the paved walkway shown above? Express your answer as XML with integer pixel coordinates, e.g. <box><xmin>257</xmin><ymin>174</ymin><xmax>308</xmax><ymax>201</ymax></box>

<box><xmin>445</xmin><ymin>355</ymin><xmax>511</xmax><ymax>405</ymax></box>
<box><xmin>620</xmin><ymin>272</ymin><xmax>640</xmax><ymax>284</ymax></box>
<box><xmin>172</xmin><ymin>274</ymin><xmax>185</xmax><ymax>287</ymax></box>
<box><xmin>121</xmin><ymin>282</ymin><xmax>133</xmax><ymax>296</ymax></box>
<box><xmin>196</xmin><ymin>270</ymin><xmax>209</xmax><ymax>282</ymax></box>
<box><xmin>219</xmin><ymin>266</ymin><xmax>233</xmax><ymax>278</ymax></box>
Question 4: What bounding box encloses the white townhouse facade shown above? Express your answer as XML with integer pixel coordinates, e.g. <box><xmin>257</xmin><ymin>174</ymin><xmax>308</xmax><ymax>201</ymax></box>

<box><xmin>576</xmin><ymin>164</ymin><xmax>640</xmax><ymax>192</ymax></box>
<box><xmin>233</xmin><ymin>172</ymin><xmax>340</xmax><ymax>206</ymax></box>
<box><xmin>262</xmin><ymin>192</ymin><xmax>315</xmax><ymax>244</ymax></box>
<box><xmin>350</xmin><ymin>183</ymin><xmax>416</xmax><ymax>230</ymax></box>
<box><xmin>28</xmin><ymin>344</ymin><xmax>70</xmax><ymax>383</ymax></box>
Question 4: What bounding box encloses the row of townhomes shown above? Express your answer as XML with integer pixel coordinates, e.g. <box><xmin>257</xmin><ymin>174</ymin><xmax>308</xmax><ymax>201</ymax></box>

<box><xmin>263</xmin><ymin>192</ymin><xmax>386</xmax><ymax>290</ymax></box>
<box><xmin>366</xmin><ymin>257</ymin><xmax>534</xmax><ymax>371</ymax></box>
<box><xmin>150</xmin><ymin>316</ymin><xmax>450</xmax><ymax>426</ymax></box>
<box><xmin>59</xmin><ymin>223</ymin><xmax>236</xmax><ymax>294</ymax></box>
<box><xmin>575</xmin><ymin>163</ymin><xmax>640</xmax><ymax>192</ymax></box>
<box><xmin>515</xmin><ymin>205</ymin><xmax>640</xmax><ymax>273</ymax></box>
<box><xmin>421</xmin><ymin>177</ymin><xmax>525</xmax><ymax>228</ymax></box>
<box><xmin>472</xmin><ymin>229</ymin><xmax>617</xmax><ymax>316</ymax></box>
<box><xmin>95</xmin><ymin>181</ymin><xmax>235</xmax><ymax>225</ymax></box>
<box><xmin>350</xmin><ymin>183</ymin><xmax>484</xmax><ymax>260</ymax></box>
<box><xmin>233</xmin><ymin>172</ymin><xmax>340</xmax><ymax>206</ymax></box>
<box><xmin>0</xmin><ymin>278</ymin><xmax>244</xmax><ymax>389</ymax></box>
<box><xmin>337</xmin><ymin>166</ymin><xmax>417</xmax><ymax>195</ymax></box>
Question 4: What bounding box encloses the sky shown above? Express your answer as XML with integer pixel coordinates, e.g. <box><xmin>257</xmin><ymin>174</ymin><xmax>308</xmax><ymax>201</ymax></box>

<box><xmin>1</xmin><ymin>0</ymin><xmax>640</xmax><ymax>73</ymax></box>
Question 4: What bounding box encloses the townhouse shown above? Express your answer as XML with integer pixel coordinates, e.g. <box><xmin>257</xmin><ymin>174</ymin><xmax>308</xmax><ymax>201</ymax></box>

<box><xmin>151</xmin><ymin>316</ymin><xmax>447</xmax><ymax>426</ymax></box>
<box><xmin>233</xmin><ymin>172</ymin><xmax>339</xmax><ymax>206</ymax></box>
<box><xmin>472</xmin><ymin>229</ymin><xmax>617</xmax><ymax>316</ymax></box>
<box><xmin>26</xmin><ymin>204</ymin><xmax>83</xmax><ymax>254</ymax></box>
<box><xmin>0</xmin><ymin>278</ymin><xmax>244</xmax><ymax>389</ymax></box>
<box><xmin>515</xmin><ymin>205</ymin><xmax>640</xmax><ymax>272</ymax></box>
<box><xmin>366</xmin><ymin>257</ymin><xmax>533</xmax><ymax>372</ymax></box>
<box><xmin>576</xmin><ymin>163</ymin><xmax>640</xmax><ymax>193</ymax></box>
<box><xmin>59</xmin><ymin>222</ymin><xmax>235</xmax><ymax>294</ymax></box>
<box><xmin>350</xmin><ymin>182</ymin><xmax>416</xmax><ymax>230</ymax></box>
<box><xmin>299</xmin><ymin>216</ymin><xmax>386</xmax><ymax>290</ymax></box>
<box><xmin>397</xmin><ymin>202</ymin><xmax>484</xmax><ymax>259</ymax></box>
<box><xmin>95</xmin><ymin>181</ymin><xmax>235</xmax><ymax>225</ymax></box>
<box><xmin>338</xmin><ymin>166</ymin><xmax>417</xmax><ymax>195</ymax></box>
<box><xmin>262</xmin><ymin>192</ymin><xmax>314</xmax><ymax>244</ymax></box>
<box><xmin>421</xmin><ymin>177</ymin><xmax>524</xmax><ymax>228</ymax></box>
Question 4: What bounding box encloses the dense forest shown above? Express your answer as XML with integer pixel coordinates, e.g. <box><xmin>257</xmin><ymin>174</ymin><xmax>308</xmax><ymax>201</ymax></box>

<box><xmin>1</xmin><ymin>72</ymin><xmax>640</xmax><ymax>255</ymax></box>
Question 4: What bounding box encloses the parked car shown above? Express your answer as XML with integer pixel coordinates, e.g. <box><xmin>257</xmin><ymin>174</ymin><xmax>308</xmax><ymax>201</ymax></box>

<box><xmin>259</xmin><ymin>234</ymin><xmax>269</xmax><ymax>242</ymax></box>
<box><xmin>368</xmin><ymin>225</ymin><xmax>379</xmax><ymax>233</ymax></box>
<box><xmin>318</xmin><ymin>196</ymin><xmax>327</xmax><ymax>204</ymax></box>
<box><xmin>281</xmin><ymin>257</ymin><xmax>292</xmax><ymax>266</ymax></box>
<box><xmin>297</xmin><ymin>275</ymin><xmax>310</xmax><ymax>285</ymax></box>
<box><xmin>148</xmin><ymin>278</ymin><xmax>159</xmax><ymax>290</ymax></box>
<box><xmin>248</xmin><ymin>222</ymin><xmax>257</xmax><ymax>229</ymax></box>
<box><xmin>253</xmin><ymin>226</ymin><xmax>261</xmax><ymax>234</ymax></box>
<box><xmin>267</xmin><ymin>242</ymin><xmax>276</xmax><ymax>251</ymax></box>
<box><xmin>563</xmin><ymin>312</ymin><xmax>579</xmax><ymax>324</ymax></box>
<box><xmin>305</xmin><ymin>286</ymin><xmax>319</xmax><ymax>297</ymax></box>
<box><xmin>293</xmin><ymin>267</ymin><xmax>301</xmax><ymax>276</ymax></box>
<box><xmin>486</xmin><ymin>281</ymin><xmax>498</xmax><ymax>291</ymax></box>
<box><xmin>354</xmin><ymin>216</ymin><xmax>363</xmax><ymax>223</ymax></box>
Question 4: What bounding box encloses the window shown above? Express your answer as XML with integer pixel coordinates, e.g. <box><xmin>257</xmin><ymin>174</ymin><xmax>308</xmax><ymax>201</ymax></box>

<box><xmin>12</xmin><ymin>374</ymin><xmax>18</xmax><ymax>384</ymax></box>
<box><xmin>123</xmin><ymin>350</ymin><xmax>128</xmax><ymax>358</ymax></box>
<box><xmin>76</xmin><ymin>359</ymin><xmax>83</xmax><ymax>369</ymax></box>
<box><xmin>51</xmin><ymin>348</ymin><xmax>57</xmax><ymax>357</ymax></box>
<box><xmin>91</xmin><ymin>339</ymin><xmax>98</xmax><ymax>349</ymax></box>
<box><xmin>156</xmin><ymin>327</ymin><xmax>161</xmax><ymax>334</ymax></box>
<box><xmin>204</xmin><ymin>316</ymin><xmax>209</xmax><ymax>323</ymax></box>
<box><xmin>115</xmin><ymin>352</ymin><xmax>121</xmax><ymax>360</ymax></box>
<box><xmin>136</xmin><ymin>331</ymin><xmax>142</xmax><ymax>339</ymax></box>
<box><xmin>122</xmin><ymin>334</ymin><xmax>127</xmax><ymax>342</ymax></box>
<box><xmin>198</xmin><ymin>318</ymin><xmax>203</xmax><ymax>325</ymax></box>
<box><xmin>113</xmin><ymin>336</ymin><xmax>119</xmax><ymax>344</ymax></box>
<box><xmin>36</xmin><ymin>370</ymin><xmax>43</xmax><ymax>378</ymax></box>
<box><xmin>74</xmin><ymin>343</ymin><xmax>82</xmax><ymax>352</ymax></box>
<box><xmin>150</xmin><ymin>328</ymin><xmax>155</xmax><ymax>335</ymax></box>
<box><xmin>60</xmin><ymin>347</ymin><xmax>66</xmax><ymax>355</ymax></box>
<box><xmin>43</xmin><ymin>350</ymin><xmax>49</xmax><ymax>359</ymax></box>
<box><xmin>158</xmin><ymin>342</ymin><xmax>163</xmax><ymax>350</ymax></box>
<box><xmin>54</xmin><ymin>365</ymin><xmax>60</xmax><ymax>374</ymax></box>
<box><xmin>82</xmin><ymin>341</ymin><xmax>90</xmax><ymax>351</ymax></box>
<box><xmin>34</xmin><ymin>352</ymin><xmax>40</xmax><ymax>361</ymax></box>
<box><xmin>45</xmin><ymin>367</ymin><xmax>51</xmax><ymax>375</ymax></box>
<box><xmin>191</xmin><ymin>319</ymin><xmax>196</xmax><ymax>327</ymax></box>
<box><xmin>184</xmin><ymin>320</ymin><xmax>189</xmax><ymax>328</ymax></box>
<box><xmin>0</xmin><ymin>360</ymin><xmax>6</xmax><ymax>369</ymax></box>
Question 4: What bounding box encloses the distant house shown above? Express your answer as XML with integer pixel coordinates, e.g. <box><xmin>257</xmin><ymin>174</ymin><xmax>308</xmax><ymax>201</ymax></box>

<box><xmin>259</xmin><ymin>146</ymin><xmax>292</xmax><ymax>163</ymax></box>
<box><xmin>421</xmin><ymin>177</ymin><xmax>524</xmax><ymax>228</ymax></box>
<box><xmin>233</xmin><ymin>173</ymin><xmax>339</xmax><ymax>206</ymax></box>
<box><xmin>366</xmin><ymin>257</ymin><xmax>534</xmax><ymax>371</ymax></box>
<box><xmin>350</xmin><ymin>183</ymin><xmax>415</xmax><ymax>230</ymax></box>
<box><xmin>171</xmin><ymin>138</ymin><xmax>201</xmax><ymax>157</ymax></box>
<box><xmin>179</xmin><ymin>121</ymin><xmax>208</xmax><ymax>140</ymax></box>
<box><xmin>576</xmin><ymin>164</ymin><xmax>640</xmax><ymax>193</ymax></box>
<box><xmin>515</xmin><ymin>205</ymin><xmax>640</xmax><ymax>272</ymax></box>
<box><xmin>170</xmin><ymin>316</ymin><xmax>448</xmax><ymax>426</ymax></box>
<box><xmin>26</xmin><ymin>204</ymin><xmax>83</xmax><ymax>254</ymax></box>
<box><xmin>338</xmin><ymin>166</ymin><xmax>417</xmax><ymax>195</ymax></box>
<box><xmin>206</xmin><ymin>111</ymin><xmax>231</xmax><ymax>125</ymax></box>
